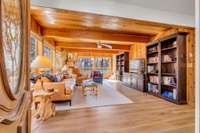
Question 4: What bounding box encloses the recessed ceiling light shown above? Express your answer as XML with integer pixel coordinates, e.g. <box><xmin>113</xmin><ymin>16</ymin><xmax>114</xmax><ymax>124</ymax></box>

<box><xmin>44</xmin><ymin>10</ymin><xmax>51</xmax><ymax>14</ymax></box>
<box><xmin>101</xmin><ymin>23</ymin><xmax>120</xmax><ymax>29</ymax></box>
<box><xmin>46</xmin><ymin>15</ymin><xmax>55</xmax><ymax>24</ymax></box>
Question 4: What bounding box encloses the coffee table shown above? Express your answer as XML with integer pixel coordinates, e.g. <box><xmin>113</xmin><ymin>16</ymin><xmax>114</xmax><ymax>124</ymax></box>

<box><xmin>82</xmin><ymin>80</ymin><xmax>98</xmax><ymax>96</ymax></box>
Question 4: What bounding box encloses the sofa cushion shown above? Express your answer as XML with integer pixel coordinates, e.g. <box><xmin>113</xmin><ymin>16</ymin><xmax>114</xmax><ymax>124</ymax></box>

<box><xmin>42</xmin><ymin>73</ymin><xmax>57</xmax><ymax>82</ymax></box>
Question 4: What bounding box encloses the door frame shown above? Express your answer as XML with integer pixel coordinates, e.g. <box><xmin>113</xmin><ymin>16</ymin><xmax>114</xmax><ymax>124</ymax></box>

<box><xmin>195</xmin><ymin>0</ymin><xmax>200</xmax><ymax>132</ymax></box>
<box><xmin>0</xmin><ymin>0</ymin><xmax>31</xmax><ymax>132</ymax></box>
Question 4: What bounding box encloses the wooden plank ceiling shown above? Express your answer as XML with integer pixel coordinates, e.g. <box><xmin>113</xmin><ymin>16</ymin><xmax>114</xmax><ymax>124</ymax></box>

<box><xmin>31</xmin><ymin>6</ymin><xmax>175</xmax><ymax>53</ymax></box>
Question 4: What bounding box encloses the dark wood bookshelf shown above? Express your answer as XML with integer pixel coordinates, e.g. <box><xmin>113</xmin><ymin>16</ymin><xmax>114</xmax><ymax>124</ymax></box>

<box><xmin>116</xmin><ymin>52</ymin><xmax>129</xmax><ymax>81</ymax></box>
<box><xmin>146</xmin><ymin>32</ymin><xmax>187</xmax><ymax>104</ymax></box>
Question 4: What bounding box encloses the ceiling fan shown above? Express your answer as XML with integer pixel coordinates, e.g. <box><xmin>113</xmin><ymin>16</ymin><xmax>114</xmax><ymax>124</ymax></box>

<box><xmin>97</xmin><ymin>41</ymin><xmax>112</xmax><ymax>49</ymax></box>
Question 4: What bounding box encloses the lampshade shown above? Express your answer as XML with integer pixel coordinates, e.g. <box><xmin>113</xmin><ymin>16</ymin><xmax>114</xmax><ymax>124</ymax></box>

<box><xmin>31</xmin><ymin>56</ymin><xmax>51</xmax><ymax>70</ymax></box>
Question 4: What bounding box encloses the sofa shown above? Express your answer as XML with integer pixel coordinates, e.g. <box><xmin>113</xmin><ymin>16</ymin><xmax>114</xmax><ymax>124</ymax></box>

<box><xmin>32</xmin><ymin>78</ymin><xmax>75</xmax><ymax>106</ymax></box>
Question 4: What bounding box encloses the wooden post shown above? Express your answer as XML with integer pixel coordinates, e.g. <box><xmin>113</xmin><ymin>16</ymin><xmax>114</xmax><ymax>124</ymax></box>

<box><xmin>195</xmin><ymin>0</ymin><xmax>200</xmax><ymax>132</ymax></box>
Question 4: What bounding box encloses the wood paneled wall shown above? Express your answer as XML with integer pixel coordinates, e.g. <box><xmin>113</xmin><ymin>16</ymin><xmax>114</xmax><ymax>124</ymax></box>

<box><xmin>31</xmin><ymin>17</ymin><xmax>42</xmax><ymax>36</ymax></box>
<box><xmin>129</xmin><ymin>43</ymin><xmax>146</xmax><ymax>60</ymax></box>
<box><xmin>31</xmin><ymin>17</ymin><xmax>58</xmax><ymax>72</ymax></box>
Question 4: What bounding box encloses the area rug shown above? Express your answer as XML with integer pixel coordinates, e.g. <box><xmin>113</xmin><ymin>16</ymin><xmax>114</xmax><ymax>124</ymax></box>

<box><xmin>56</xmin><ymin>80</ymin><xmax>133</xmax><ymax>111</ymax></box>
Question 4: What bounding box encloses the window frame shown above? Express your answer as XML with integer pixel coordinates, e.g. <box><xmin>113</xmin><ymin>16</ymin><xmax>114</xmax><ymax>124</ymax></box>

<box><xmin>30</xmin><ymin>35</ymin><xmax>37</xmax><ymax>63</ymax></box>
<box><xmin>42</xmin><ymin>42</ymin><xmax>54</xmax><ymax>63</ymax></box>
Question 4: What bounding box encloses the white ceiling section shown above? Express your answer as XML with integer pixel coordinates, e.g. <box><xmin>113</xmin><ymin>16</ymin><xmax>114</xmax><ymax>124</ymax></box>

<box><xmin>31</xmin><ymin>0</ymin><xmax>195</xmax><ymax>27</ymax></box>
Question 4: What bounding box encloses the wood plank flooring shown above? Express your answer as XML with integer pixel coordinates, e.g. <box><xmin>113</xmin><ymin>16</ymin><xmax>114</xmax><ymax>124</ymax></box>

<box><xmin>32</xmin><ymin>81</ymin><xmax>194</xmax><ymax>133</ymax></box>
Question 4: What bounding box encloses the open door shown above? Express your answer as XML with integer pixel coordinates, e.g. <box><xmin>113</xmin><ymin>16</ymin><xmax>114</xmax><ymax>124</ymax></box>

<box><xmin>0</xmin><ymin>0</ymin><xmax>31</xmax><ymax>133</ymax></box>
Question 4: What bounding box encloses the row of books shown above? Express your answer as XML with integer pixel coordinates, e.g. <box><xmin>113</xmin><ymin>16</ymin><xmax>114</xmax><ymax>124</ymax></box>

<box><xmin>148</xmin><ymin>83</ymin><xmax>159</xmax><ymax>94</ymax></box>
<box><xmin>162</xmin><ymin>76</ymin><xmax>176</xmax><ymax>86</ymax></box>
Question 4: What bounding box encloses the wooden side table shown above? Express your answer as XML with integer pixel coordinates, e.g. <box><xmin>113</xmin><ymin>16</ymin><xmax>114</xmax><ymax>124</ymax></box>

<box><xmin>32</xmin><ymin>90</ymin><xmax>56</xmax><ymax>121</ymax></box>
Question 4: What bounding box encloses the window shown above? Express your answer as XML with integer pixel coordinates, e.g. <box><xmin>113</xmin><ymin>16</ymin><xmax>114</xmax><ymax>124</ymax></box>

<box><xmin>43</xmin><ymin>45</ymin><xmax>52</xmax><ymax>61</ymax></box>
<box><xmin>30</xmin><ymin>36</ymin><xmax>37</xmax><ymax>62</ymax></box>
<box><xmin>76</xmin><ymin>56</ymin><xmax>111</xmax><ymax>74</ymax></box>
<box><xmin>77</xmin><ymin>57</ymin><xmax>94</xmax><ymax>74</ymax></box>
<box><xmin>95</xmin><ymin>57</ymin><xmax>111</xmax><ymax>74</ymax></box>
<box><xmin>55</xmin><ymin>52</ymin><xmax>62</xmax><ymax>72</ymax></box>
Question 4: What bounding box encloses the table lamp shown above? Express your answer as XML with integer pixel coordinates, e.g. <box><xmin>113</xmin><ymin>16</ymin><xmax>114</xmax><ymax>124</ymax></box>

<box><xmin>31</xmin><ymin>56</ymin><xmax>51</xmax><ymax>90</ymax></box>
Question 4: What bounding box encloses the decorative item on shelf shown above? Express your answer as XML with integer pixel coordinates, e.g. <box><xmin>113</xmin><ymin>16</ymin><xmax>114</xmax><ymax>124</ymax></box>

<box><xmin>148</xmin><ymin>56</ymin><xmax>159</xmax><ymax>64</ymax></box>
<box><xmin>173</xmin><ymin>41</ymin><xmax>177</xmax><ymax>46</ymax></box>
<box><xmin>148</xmin><ymin>66</ymin><xmax>158</xmax><ymax>73</ymax></box>
<box><xmin>31</xmin><ymin>56</ymin><xmax>51</xmax><ymax>90</ymax></box>
<box><xmin>163</xmin><ymin>54</ymin><xmax>176</xmax><ymax>62</ymax></box>
<box><xmin>162</xmin><ymin>91</ymin><xmax>173</xmax><ymax>99</ymax></box>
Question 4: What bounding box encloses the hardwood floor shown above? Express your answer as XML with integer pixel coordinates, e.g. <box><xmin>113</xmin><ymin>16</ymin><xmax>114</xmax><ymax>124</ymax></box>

<box><xmin>32</xmin><ymin>81</ymin><xmax>194</xmax><ymax>133</ymax></box>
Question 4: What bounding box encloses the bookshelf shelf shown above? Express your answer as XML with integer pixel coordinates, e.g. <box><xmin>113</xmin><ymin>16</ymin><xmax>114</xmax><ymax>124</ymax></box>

<box><xmin>161</xmin><ymin>46</ymin><xmax>177</xmax><ymax>51</ymax></box>
<box><xmin>147</xmin><ymin>63</ymin><xmax>158</xmax><ymax>65</ymax></box>
<box><xmin>146</xmin><ymin>32</ymin><xmax>187</xmax><ymax>104</ymax></box>
<box><xmin>148</xmin><ymin>82</ymin><xmax>159</xmax><ymax>85</ymax></box>
<box><xmin>162</xmin><ymin>61</ymin><xmax>176</xmax><ymax>64</ymax></box>
<box><xmin>161</xmin><ymin>73</ymin><xmax>176</xmax><ymax>76</ymax></box>
<box><xmin>147</xmin><ymin>51</ymin><xmax>158</xmax><ymax>55</ymax></box>
<box><xmin>161</xmin><ymin>84</ymin><xmax>177</xmax><ymax>88</ymax></box>
<box><xmin>148</xmin><ymin>73</ymin><xmax>158</xmax><ymax>75</ymax></box>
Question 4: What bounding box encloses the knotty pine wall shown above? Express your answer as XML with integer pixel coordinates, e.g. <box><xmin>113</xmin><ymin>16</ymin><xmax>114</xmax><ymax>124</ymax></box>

<box><xmin>129</xmin><ymin>43</ymin><xmax>146</xmax><ymax>60</ymax></box>
<box><xmin>31</xmin><ymin>17</ymin><xmax>58</xmax><ymax>72</ymax></box>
